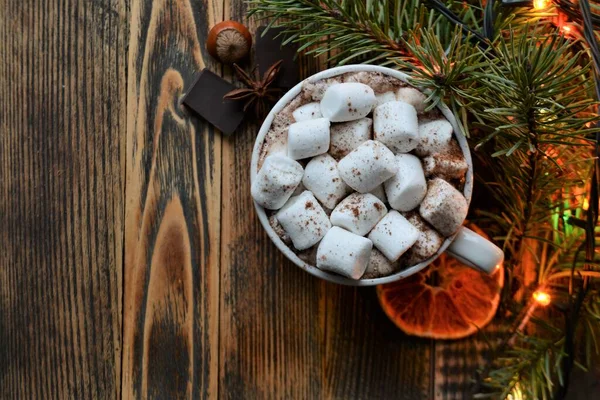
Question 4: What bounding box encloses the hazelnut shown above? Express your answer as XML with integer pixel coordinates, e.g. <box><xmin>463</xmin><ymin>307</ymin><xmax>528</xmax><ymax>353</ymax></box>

<box><xmin>206</xmin><ymin>20</ymin><xmax>252</xmax><ymax>64</ymax></box>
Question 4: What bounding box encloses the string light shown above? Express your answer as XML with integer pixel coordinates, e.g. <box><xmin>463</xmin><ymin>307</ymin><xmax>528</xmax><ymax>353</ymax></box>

<box><xmin>511</xmin><ymin>290</ymin><xmax>552</xmax><ymax>343</ymax></box>
<box><xmin>533</xmin><ymin>290</ymin><xmax>552</xmax><ymax>306</ymax></box>
<box><xmin>554</xmin><ymin>11</ymin><xmax>576</xmax><ymax>36</ymax></box>
<box><xmin>533</xmin><ymin>0</ymin><xmax>550</xmax><ymax>10</ymax></box>
<box><xmin>511</xmin><ymin>289</ymin><xmax>553</xmax><ymax>344</ymax></box>
<box><xmin>561</xmin><ymin>24</ymin><xmax>573</xmax><ymax>34</ymax></box>
<box><xmin>506</xmin><ymin>384</ymin><xmax>524</xmax><ymax>400</ymax></box>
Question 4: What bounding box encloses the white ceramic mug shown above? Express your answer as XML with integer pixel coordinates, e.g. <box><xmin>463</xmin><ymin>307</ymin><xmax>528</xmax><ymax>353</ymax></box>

<box><xmin>250</xmin><ymin>65</ymin><xmax>504</xmax><ymax>286</ymax></box>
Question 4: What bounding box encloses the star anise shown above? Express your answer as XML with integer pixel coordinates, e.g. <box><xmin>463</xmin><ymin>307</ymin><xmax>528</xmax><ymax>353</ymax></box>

<box><xmin>224</xmin><ymin>60</ymin><xmax>283</xmax><ymax>119</ymax></box>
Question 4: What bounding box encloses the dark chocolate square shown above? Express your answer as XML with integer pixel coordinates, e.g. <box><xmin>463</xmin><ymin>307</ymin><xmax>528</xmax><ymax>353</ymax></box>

<box><xmin>255</xmin><ymin>26</ymin><xmax>300</xmax><ymax>89</ymax></box>
<box><xmin>182</xmin><ymin>69</ymin><xmax>245</xmax><ymax>135</ymax></box>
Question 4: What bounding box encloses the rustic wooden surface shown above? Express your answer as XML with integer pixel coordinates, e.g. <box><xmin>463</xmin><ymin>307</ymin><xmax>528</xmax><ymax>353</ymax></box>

<box><xmin>0</xmin><ymin>0</ymin><xmax>126</xmax><ymax>398</ymax></box>
<box><xmin>2</xmin><ymin>1</ymin><xmax>595</xmax><ymax>399</ymax></box>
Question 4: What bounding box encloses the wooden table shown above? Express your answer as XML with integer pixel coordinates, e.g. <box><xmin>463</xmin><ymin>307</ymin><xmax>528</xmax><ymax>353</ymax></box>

<box><xmin>5</xmin><ymin>1</ymin><xmax>597</xmax><ymax>399</ymax></box>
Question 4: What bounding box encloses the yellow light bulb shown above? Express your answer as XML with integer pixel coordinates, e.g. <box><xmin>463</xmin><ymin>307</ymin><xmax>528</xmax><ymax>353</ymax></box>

<box><xmin>533</xmin><ymin>0</ymin><xmax>550</xmax><ymax>9</ymax></box>
<box><xmin>533</xmin><ymin>290</ymin><xmax>551</xmax><ymax>306</ymax></box>
<box><xmin>507</xmin><ymin>384</ymin><xmax>524</xmax><ymax>400</ymax></box>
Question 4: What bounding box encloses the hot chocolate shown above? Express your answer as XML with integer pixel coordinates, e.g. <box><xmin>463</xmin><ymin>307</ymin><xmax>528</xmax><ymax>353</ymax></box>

<box><xmin>251</xmin><ymin>71</ymin><xmax>468</xmax><ymax>280</ymax></box>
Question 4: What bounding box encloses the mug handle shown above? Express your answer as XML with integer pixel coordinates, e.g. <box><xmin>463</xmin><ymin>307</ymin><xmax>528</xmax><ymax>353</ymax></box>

<box><xmin>446</xmin><ymin>227</ymin><xmax>504</xmax><ymax>274</ymax></box>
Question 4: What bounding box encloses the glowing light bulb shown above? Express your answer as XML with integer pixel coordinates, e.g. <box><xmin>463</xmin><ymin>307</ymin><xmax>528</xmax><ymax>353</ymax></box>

<box><xmin>583</xmin><ymin>198</ymin><xmax>590</xmax><ymax>210</ymax></box>
<box><xmin>533</xmin><ymin>290</ymin><xmax>551</xmax><ymax>306</ymax></box>
<box><xmin>561</xmin><ymin>24</ymin><xmax>573</xmax><ymax>34</ymax></box>
<box><xmin>533</xmin><ymin>0</ymin><xmax>550</xmax><ymax>9</ymax></box>
<box><xmin>507</xmin><ymin>384</ymin><xmax>524</xmax><ymax>400</ymax></box>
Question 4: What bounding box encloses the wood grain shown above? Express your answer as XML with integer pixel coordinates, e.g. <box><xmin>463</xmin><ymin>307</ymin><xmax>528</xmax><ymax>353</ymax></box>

<box><xmin>433</xmin><ymin>322</ymin><xmax>505</xmax><ymax>399</ymax></box>
<box><xmin>0</xmin><ymin>0</ymin><xmax>126</xmax><ymax>398</ymax></box>
<box><xmin>322</xmin><ymin>285</ymin><xmax>432</xmax><ymax>399</ymax></box>
<box><xmin>217</xmin><ymin>2</ymin><xmax>325</xmax><ymax>398</ymax></box>
<box><xmin>122</xmin><ymin>0</ymin><xmax>221</xmax><ymax>398</ymax></box>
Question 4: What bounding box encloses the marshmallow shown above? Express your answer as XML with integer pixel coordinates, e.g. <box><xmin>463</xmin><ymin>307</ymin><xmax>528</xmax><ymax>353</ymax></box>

<box><xmin>362</xmin><ymin>249</ymin><xmax>396</xmax><ymax>279</ymax></box>
<box><xmin>375</xmin><ymin>91</ymin><xmax>397</xmax><ymax>107</ymax></box>
<box><xmin>422</xmin><ymin>141</ymin><xmax>468</xmax><ymax>179</ymax></box>
<box><xmin>373</xmin><ymin>101</ymin><xmax>419</xmax><ymax>153</ymax></box>
<box><xmin>316</xmin><ymin>226</ymin><xmax>373</xmax><ymax>279</ymax></box>
<box><xmin>251</xmin><ymin>154</ymin><xmax>304</xmax><ymax>210</ymax></box>
<box><xmin>368</xmin><ymin>210</ymin><xmax>419</xmax><ymax>262</ymax></box>
<box><xmin>384</xmin><ymin>154</ymin><xmax>427</xmax><ymax>212</ymax></box>
<box><xmin>329</xmin><ymin>118</ymin><xmax>372</xmax><ymax>159</ymax></box>
<box><xmin>320</xmin><ymin>83</ymin><xmax>376</xmax><ymax>122</ymax></box>
<box><xmin>338</xmin><ymin>140</ymin><xmax>398</xmax><ymax>193</ymax></box>
<box><xmin>302</xmin><ymin>154</ymin><xmax>351</xmax><ymax>209</ymax></box>
<box><xmin>288</xmin><ymin>118</ymin><xmax>331</xmax><ymax>160</ymax></box>
<box><xmin>396</xmin><ymin>87</ymin><xmax>428</xmax><ymax>112</ymax></box>
<box><xmin>419</xmin><ymin>178</ymin><xmax>468</xmax><ymax>237</ymax></box>
<box><xmin>405</xmin><ymin>213</ymin><xmax>444</xmax><ymax>265</ymax></box>
<box><xmin>276</xmin><ymin>191</ymin><xmax>332</xmax><ymax>250</ymax></box>
<box><xmin>293</xmin><ymin>102</ymin><xmax>323</xmax><ymax>122</ymax></box>
<box><xmin>415</xmin><ymin>119</ymin><xmax>453</xmax><ymax>156</ymax></box>
<box><xmin>330</xmin><ymin>193</ymin><xmax>387</xmax><ymax>236</ymax></box>
<box><xmin>370</xmin><ymin>184</ymin><xmax>387</xmax><ymax>204</ymax></box>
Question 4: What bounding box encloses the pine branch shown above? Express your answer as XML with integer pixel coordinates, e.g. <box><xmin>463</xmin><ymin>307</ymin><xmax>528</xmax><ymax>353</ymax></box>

<box><xmin>470</xmin><ymin>30</ymin><xmax>598</xmax><ymax>153</ymax></box>
<box><xmin>476</xmin><ymin>223</ymin><xmax>599</xmax><ymax>398</ymax></box>
<box><xmin>477</xmin><ymin>332</ymin><xmax>567</xmax><ymax>399</ymax></box>
<box><xmin>248</xmin><ymin>0</ymin><xmax>429</xmax><ymax>66</ymax></box>
<box><xmin>442</xmin><ymin>13</ymin><xmax>599</xmax><ymax>400</ymax></box>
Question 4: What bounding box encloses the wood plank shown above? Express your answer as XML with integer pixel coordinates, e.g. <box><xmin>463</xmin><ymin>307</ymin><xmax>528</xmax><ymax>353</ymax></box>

<box><xmin>0</xmin><ymin>0</ymin><xmax>126</xmax><ymax>398</ymax></box>
<box><xmin>218</xmin><ymin>3</ymin><xmax>326</xmax><ymax>399</ymax></box>
<box><xmin>322</xmin><ymin>285</ymin><xmax>433</xmax><ymax>399</ymax></box>
<box><xmin>122</xmin><ymin>0</ymin><xmax>221</xmax><ymax>398</ymax></box>
<box><xmin>433</xmin><ymin>324</ymin><xmax>503</xmax><ymax>399</ymax></box>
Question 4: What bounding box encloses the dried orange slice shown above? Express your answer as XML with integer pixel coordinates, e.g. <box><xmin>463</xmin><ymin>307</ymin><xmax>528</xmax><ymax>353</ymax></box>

<box><xmin>376</xmin><ymin>226</ymin><xmax>504</xmax><ymax>339</ymax></box>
